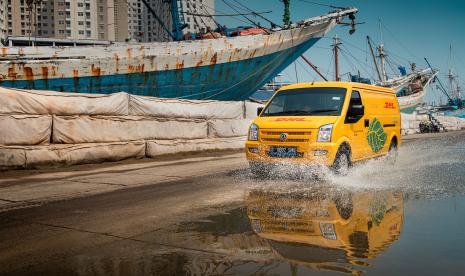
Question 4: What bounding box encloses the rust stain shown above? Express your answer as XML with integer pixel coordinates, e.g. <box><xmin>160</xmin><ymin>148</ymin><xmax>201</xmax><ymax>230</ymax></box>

<box><xmin>1</xmin><ymin>48</ymin><xmax>7</xmax><ymax>56</ymax></box>
<box><xmin>196</xmin><ymin>60</ymin><xmax>204</xmax><ymax>67</ymax></box>
<box><xmin>149</xmin><ymin>56</ymin><xmax>156</xmax><ymax>69</ymax></box>
<box><xmin>23</xmin><ymin>67</ymin><xmax>34</xmax><ymax>80</ymax></box>
<box><xmin>113</xmin><ymin>53</ymin><xmax>120</xmax><ymax>72</ymax></box>
<box><xmin>41</xmin><ymin>67</ymin><xmax>49</xmax><ymax>79</ymax></box>
<box><xmin>164</xmin><ymin>64</ymin><xmax>169</xmax><ymax>70</ymax></box>
<box><xmin>51</xmin><ymin>66</ymin><xmax>57</xmax><ymax>77</ymax></box>
<box><xmin>249</xmin><ymin>49</ymin><xmax>257</xmax><ymax>58</ymax></box>
<box><xmin>73</xmin><ymin>69</ymin><xmax>79</xmax><ymax>78</ymax></box>
<box><xmin>18</xmin><ymin>48</ymin><xmax>25</xmax><ymax>56</ymax></box>
<box><xmin>126</xmin><ymin>48</ymin><xmax>132</xmax><ymax>59</ymax></box>
<box><xmin>128</xmin><ymin>64</ymin><xmax>145</xmax><ymax>73</ymax></box>
<box><xmin>91</xmin><ymin>64</ymin><xmax>101</xmax><ymax>76</ymax></box>
<box><xmin>210</xmin><ymin>53</ymin><xmax>218</xmax><ymax>64</ymax></box>
<box><xmin>7</xmin><ymin>65</ymin><xmax>17</xmax><ymax>80</ymax></box>
<box><xmin>175</xmin><ymin>60</ymin><xmax>184</xmax><ymax>69</ymax></box>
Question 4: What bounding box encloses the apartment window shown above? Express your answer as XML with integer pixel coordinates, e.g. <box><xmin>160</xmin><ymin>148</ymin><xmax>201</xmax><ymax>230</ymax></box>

<box><xmin>78</xmin><ymin>12</ymin><xmax>83</xmax><ymax>16</ymax></box>
<box><xmin>78</xmin><ymin>3</ymin><xmax>83</xmax><ymax>7</ymax></box>
<box><xmin>79</xmin><ymin>30</ymin><xmax>84</xmax><ymax>34</ymax></box>
<box><xmin>78</xmin><ymin>21</ymin><xmax>83</xmax><ymax>25</ymax></box>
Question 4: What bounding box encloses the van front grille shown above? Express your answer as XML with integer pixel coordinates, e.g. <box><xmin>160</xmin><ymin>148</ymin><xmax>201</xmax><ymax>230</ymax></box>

<box><xmin>260</xmin><ymin>130</ymin><xmax>311</xmax><ymax>143</ymax></box>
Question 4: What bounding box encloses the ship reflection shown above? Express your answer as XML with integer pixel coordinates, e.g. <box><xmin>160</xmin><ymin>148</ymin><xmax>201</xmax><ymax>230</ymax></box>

<box><xmin>246</xmin><ymin>187</ymin><xmax>404</xmax><ymax>273</ymax></box>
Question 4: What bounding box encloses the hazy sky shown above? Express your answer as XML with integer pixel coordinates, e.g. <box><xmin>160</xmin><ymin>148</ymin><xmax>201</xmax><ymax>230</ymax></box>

<box><xmin>213</xmin><ymin>0</ymin><xmax>465</xmax><ymax>104</ymax></box>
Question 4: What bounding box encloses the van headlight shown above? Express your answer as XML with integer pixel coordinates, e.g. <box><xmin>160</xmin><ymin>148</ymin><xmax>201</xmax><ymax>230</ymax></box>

<box><xmin>248</xmin><ymin>123</ymin><xmax>259</xmax><ymax>141</ymax></box>
<box><xmin>317</xmin><ymin>124</ymin><xmax>333</xmax><ymax>142</ymax></box>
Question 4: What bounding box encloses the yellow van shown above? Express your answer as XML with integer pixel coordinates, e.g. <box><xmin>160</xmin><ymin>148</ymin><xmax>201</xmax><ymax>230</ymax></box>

<box><xmin>246</xmin><ymin>82</ymin><xmax>401</xmax><ymax>175</ymax></box>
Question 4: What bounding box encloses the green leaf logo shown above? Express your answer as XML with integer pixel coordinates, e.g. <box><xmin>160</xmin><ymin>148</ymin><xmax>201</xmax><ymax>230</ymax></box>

<box><xmin>367</xmin><ymin>118</ymin><xmax>387</xmax><ymax>153</ymax></box>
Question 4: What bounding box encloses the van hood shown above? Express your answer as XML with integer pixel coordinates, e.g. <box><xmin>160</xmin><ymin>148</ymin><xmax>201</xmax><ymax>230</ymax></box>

<box><xmin>253</xmin><ymin>116</ymin><xmax>338</xmax><ymax>129</ymax></box>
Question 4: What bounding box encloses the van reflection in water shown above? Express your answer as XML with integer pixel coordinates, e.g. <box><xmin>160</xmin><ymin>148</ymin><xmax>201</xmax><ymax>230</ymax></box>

<box><xmin>246</xmin><ymin>188</ymin><xmax>404</xmax><ymax>273</ymax></box>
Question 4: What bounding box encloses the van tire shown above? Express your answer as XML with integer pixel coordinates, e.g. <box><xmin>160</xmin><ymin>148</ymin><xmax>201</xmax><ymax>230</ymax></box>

<box><xmin>386</xmin><ymin>139</ymin><xmax>398</xmax><ymax>165</ymax></box>
<box><xmin>332</xmin><ymin>147</ymin><xmax>351</xmax><ymax>176</ymax></box>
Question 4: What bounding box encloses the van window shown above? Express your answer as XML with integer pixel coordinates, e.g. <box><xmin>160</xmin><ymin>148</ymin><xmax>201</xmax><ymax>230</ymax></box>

<box><xmin>350</xmin><ymin>90</ymin><xmax>362</xmax><ymax>106</ymax></box>
<box><xmin>261</xmin><ymin>87</ymin><xmax>347</xmax><ymax>116</ymax></box>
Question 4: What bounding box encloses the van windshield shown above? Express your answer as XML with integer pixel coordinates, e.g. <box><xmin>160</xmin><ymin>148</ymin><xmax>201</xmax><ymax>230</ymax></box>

<box><xmin>261</xmin><ymin>87</ymin><xmax>347</xmax><ymax>116</ymax></box>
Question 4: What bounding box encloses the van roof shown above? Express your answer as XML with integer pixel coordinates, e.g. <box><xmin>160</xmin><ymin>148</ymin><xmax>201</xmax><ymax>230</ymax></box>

<box><xmin>278</xmin><ymin>81</ymin><xmax>395</xmax><ymax>94</ymax></box>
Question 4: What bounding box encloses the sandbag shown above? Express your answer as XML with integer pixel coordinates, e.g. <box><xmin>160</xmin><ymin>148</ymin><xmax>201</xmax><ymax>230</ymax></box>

<box><xmin>0</xmin><ymin>87</ymin><xmax>129</xmax><ymax>115</ymax></box>
<box><xmin>245</xmin><ymin>101</ymin><xmax>265</xmax><ymax>119</ymax></box>
<box><xmin>0</xmin><ymin>115</ymin><xmax>52</xmax><ymax>145</ymax></box>
<box><xmin>24</xmin><ymin>141</ymin><xmax>146</xmax><ymax>168</ymax></box>
<box><xmin>208</xmin><ymin>119</ymin><xmax>252</xmax><ymax>138</ymax></box>
<box><xmin>129</xmin><ymin>95</ymin><xmax>244</xmax><ymax>119</ymax></box>
<box><xmin>146</xmin><ymin>137</ymin><xmax>246</xmax><ymax>156</ymax></box>
<box><xmin>52</xmin><ymin>115</ymin><xmax>208</xmax><ymax>144</ymax></box>
<box><xmin>0</xmin><ymin>146</ymin><xmax>27</xmax><ymax>169</ymax></box>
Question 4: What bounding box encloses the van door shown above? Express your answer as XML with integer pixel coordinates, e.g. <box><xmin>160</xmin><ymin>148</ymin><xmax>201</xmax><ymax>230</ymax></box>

<box><xmin>344</xmin><ymin>90</ymin><xmax>370</xmax><ymax>160</ymax></box>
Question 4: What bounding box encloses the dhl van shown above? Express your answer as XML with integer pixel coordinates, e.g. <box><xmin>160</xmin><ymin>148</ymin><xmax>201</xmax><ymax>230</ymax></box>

<box><xmin>246</xmin><ymin>82</ymin><xmax>401</xmax><ymax>175</ymax></box>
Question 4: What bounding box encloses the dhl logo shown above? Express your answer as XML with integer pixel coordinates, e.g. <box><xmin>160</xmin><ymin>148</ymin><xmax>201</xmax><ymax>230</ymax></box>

<box><xmin>274</xmin><ymin>118</ymin><xmax>306</xmax><ymax>121</ymax></box>
<box><xmin>384</xmin><ymin>102</ymin><xmax>395</xmax><ymax>109</ymax></box>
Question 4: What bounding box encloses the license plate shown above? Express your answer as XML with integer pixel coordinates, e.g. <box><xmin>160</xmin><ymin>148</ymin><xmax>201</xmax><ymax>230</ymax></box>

<box><xmin>267</xmin><ymin>146</ymin><xmax>302</xmax><ymax>158</ymax></box>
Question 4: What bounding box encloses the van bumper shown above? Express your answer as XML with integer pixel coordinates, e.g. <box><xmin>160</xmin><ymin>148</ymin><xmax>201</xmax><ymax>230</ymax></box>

<box><xmin>245</xmin><ymin>141</ymin><xmax>339</xmax><ymax>167</ymax></box>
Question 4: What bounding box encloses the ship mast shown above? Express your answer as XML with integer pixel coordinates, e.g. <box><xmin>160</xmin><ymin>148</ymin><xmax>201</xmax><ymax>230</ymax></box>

<box><xmin>448</xmin><ymin>45</ymin><xmax>462</xmax><ymax>100</ymax></box>
<box><xmin>367</xmin><ymin>36</ymin><xmax>383</xmax><ymax>82</ymax></box>
<box><xmin>331</xmin><ymin>35</ymin><xmax>341</xmax><ymax>81</ymax></box>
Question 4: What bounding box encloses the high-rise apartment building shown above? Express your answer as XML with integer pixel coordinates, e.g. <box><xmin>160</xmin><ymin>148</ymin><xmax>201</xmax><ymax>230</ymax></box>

<box><xmin>180</xmin><ymin>0</ymin><xmax>215</xmax><ymax>34</ymax></box>
<box><xmin>1</xmin><ymin>0</ymin><xmax>215</xmax><ymax>43</ymax></box>
<box><xmin>126</xmin><ymin>0</ymin><xmax>216</xmax><ymax>42</ymax></box>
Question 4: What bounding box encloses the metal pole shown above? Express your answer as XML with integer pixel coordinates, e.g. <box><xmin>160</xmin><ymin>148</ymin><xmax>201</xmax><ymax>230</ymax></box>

<box><xmin>332</xmin><ymin>35</ymin><xmax>341</xmax><ymax>81</ymax></box>
<box><xmin>300</xmin><ymin>55</ymin><xmax>328</xmax><ymax>81</ymax></box>
<box><xmin>367</xmin><ymin>36</ymin><xmax>382</xmax><ymax>82</ymax></box>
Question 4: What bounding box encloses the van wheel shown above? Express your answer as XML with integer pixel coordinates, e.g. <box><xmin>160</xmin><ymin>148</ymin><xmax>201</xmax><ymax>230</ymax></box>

<box><xmin>332</xmin><ymin>148</ymin><xmax>351</xmax><ymax>176</ymax></box>
<box><xmin>386</xmin><ymin>140</ymin><xmax>398</xmax><ymax>165</ymax></box>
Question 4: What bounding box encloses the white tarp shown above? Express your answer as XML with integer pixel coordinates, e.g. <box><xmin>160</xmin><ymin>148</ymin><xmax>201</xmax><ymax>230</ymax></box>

<box><xmin>0</xmin><ymin>141</ymin><xmax>145</xmax><ymax>169</ymax></box>
<box><xmin>129</xmin><ymin>95</ymin><xmax>244</xmax><ymax>119</ymax></box>
<box><xmin>0</xmin><ymin>87</ymin><xmax>129</xmax><ymax>115</ymax></box>
<box><xmin>146</xmin><ymin>137</ymin><xmax>246</xmax><ymax>157</ymax></box>
<box><xmin>0</xmin><ymin>115</ymin><xmax>52</xmax><ymax>145</ymax></box>
<box><xmin>208</xmin><ymin>119</ymin><xmax>252</xmax><ymax>138</ymax></box>
<box><xmin>52</xmin><ymin>115</ymin><xmax>208</xmax><ymax>144</ymax></box>
<box><xmin>245</xmin><ymin>101</ymin><xmax>265</xmax><ymax>119</ymax></box>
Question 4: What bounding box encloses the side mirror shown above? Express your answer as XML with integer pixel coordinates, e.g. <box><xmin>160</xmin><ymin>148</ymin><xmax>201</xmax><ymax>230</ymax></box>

<box><xmin>348</xmin><ymin>104</ymin><xmax>364</xmax><ymax>116</ymax></box>
<box><xmin>257</xmin><ymin>107</ymin><xmax>264</xmax><ymax>116</ymax></box>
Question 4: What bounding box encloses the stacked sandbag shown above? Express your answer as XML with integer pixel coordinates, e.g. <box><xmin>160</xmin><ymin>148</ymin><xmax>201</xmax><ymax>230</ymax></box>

<box><xmin>52</xmin><ymin>115</ymin><xmax>208</xmax><ymax>143</ymax></box>
<box><xmin>146</xmin><ymin>137</ymin><xmax>246</xmax><ymax>157</ymax></box>
<box><xmin>208</xmin><ymin>119</ymin><xmax>252</xmax><ymax>138</ymax></box>
<box><xmin>400</xmin><ymin>113</ymin><xmax>428</xmax><ymax>135</ymax></box>
<box><xmin>0</xmin><ymin>115</ymin><xmax>52</xmax><ymax>145</ymax></box>
<box><xmin>129</xmin><ymin>95</ymin><xmax>244</xmax><ymax>119</ymax></box>
<box><xmin>0</xmin><ymin>141</ymin><xmax>146</xmax><ymax>169</ymax></box>
<box><xmin>435</xmin><ymin>116</ymin><xmax>465</xmax><ymax>131</ymax></box>
<box><xmin>245</xmin><ymin>101</ymin><xmax>265</xmax><ymax>119</ymax></box>
<box><xmin>0</xmin><ymin>87</ymin><xmax>129</xmax><ymax>115</ymax></box>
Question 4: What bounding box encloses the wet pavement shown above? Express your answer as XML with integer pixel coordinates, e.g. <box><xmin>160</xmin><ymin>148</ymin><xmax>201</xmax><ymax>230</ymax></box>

<box><xmin>1</xmin><ymin>132</ymin><xmax>465</xmax><ymax>275</ymax></box>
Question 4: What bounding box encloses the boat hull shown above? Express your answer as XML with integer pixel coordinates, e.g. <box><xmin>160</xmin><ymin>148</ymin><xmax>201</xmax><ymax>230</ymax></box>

<box><xmin>0</xmin><ymin>37</ymin><xmax>320</xmax><ymax>100</ymax></box>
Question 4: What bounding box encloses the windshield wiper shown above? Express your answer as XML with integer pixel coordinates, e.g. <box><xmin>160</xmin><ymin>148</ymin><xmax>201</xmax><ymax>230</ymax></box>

<box><xmin>265</xmin><ymin>110</ymin><xmax>310</xmax><ymax>116</ymax></box>
<box><xmin>308</xmin><ymin>109</ymin><xmax>339</xmax><ymax>114</ymax></box>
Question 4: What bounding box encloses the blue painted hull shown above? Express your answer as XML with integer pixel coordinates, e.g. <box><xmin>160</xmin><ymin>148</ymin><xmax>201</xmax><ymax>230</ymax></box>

<box><xmin>0</xmin><ymin>38</ymin><xmax>320</xmax><ymax>101</ymax></box>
